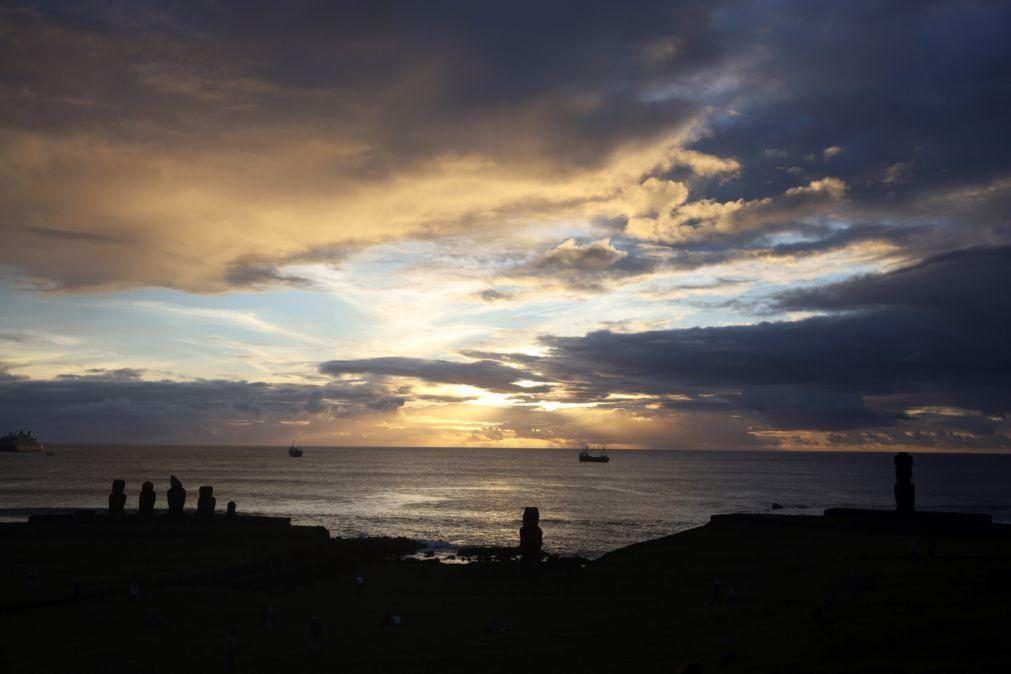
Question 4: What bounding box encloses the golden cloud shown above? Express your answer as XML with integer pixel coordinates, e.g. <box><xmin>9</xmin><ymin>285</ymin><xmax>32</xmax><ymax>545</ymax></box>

<box><xmin>0</xmin><ymin>125</ymin><xmax>737</xmax><ymax>291</ymax></box>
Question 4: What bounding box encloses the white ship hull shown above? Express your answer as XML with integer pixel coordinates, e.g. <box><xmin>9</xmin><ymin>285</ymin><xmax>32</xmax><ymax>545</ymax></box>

<box><xmin>0</xmin><ymin>439</ymin><xmax>44</xmax><ymax>452</ymax></box>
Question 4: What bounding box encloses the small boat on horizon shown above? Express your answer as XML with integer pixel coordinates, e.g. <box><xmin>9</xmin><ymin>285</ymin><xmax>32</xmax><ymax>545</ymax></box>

<box><xmin>288</xmin><ymin>444</ymin><xmax>304</xmax><ymax>458</ymax></box>
<box><xmin>578</xmin><ymin>444</ymin><xmax>610</xmax><ymax>463</ymax></box>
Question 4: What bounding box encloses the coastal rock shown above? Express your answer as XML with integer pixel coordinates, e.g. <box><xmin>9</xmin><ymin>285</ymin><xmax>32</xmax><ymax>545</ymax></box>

<box><xmin>227</xmin><ymin>501</ymin><xmax>237</xmax><ymax>517</ymax></box>
<box><xmin>167</xmin><ymin>475</ymin><xmax>186</xmax><ymax>515</ymax></box>
<box><xmin>138</xmin><ymin>481</ymin><xmax>156</xmax><ymax>517</ymax></box>
<box><xmin>519</xmin><ymin>506</ymin><xmax>543</xmax><ymax>563</ymax></box>
<box><xmin>197</xmin><ymin>486</ymin><xmax>216</xmax><ymax>516</ymax></box>
<box><xmin>108</xmin><ymin>480</ymin><xmax>126</xmax><ymax>516</ymax></box>
<box><xmin>894</xmin><ymin>452</ymin><xmax>915</xmax><ymax>513</ymax></box>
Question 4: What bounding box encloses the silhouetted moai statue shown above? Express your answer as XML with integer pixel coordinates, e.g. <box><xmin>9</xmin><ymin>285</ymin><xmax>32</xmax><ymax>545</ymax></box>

<box><xmin>226</xmin><ymin>501</ymin><xmax>237</xmax><ymax>517</ymax></box>
<box><xmin>519</xmin><ymin>507</ymin><xmax>543</xmax><ymax>563</ymax></box>
<box><xmin>138</xmin><ymin>481</ymin><xmax>156</xmax><ymax>517</ymax></box>
<box><xmin>894</xmin><ymin>452</ymin><xmax>915</xmax><ymax>513</ymax></box>
<box><xmin>108</xmin><ymin>480</ymin><xmax>126</xmax><ymax>516</ymax></box>
<box><xmin>197</xmin><ymin>486</ymin><xmax>216</xmax><ymax>516</ymax></box>
<box><xmin>167</xmin><ymin>475</ymin><xmax>187</xmax><ymax>515</ymax></box>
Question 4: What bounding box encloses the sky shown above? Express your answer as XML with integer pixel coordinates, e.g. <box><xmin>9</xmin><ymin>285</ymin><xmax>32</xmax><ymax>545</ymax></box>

<box><xmin>1</xmin><ymin>0</ymin><xmax>1009</xmax><ymax>450</ymax></box>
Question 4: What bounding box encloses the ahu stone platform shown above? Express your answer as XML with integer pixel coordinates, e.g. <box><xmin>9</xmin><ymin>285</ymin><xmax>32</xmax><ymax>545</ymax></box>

<box><xmin>4</xmin><ymin>511</ymin><xmax>328</xmax><ymax>543</ymax></box>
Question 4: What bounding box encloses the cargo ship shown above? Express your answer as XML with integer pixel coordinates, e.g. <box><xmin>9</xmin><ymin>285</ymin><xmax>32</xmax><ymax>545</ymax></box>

<box><xmin>578</xmin><ymin>444</ymin><xmax>610</xmax><ymax>463</ymax></box>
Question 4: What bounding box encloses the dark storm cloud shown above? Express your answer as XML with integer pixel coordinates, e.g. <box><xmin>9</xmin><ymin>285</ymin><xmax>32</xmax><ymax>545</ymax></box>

<box><xmin>597</xmin><ymin>1</ymin><xmax>1011</xmax><ymax>282</ymax></box>
<box><xmin>690</xmin><ymin>1</ymin><xmax>1011</xmax><ymax>223</ymax></box>
<box><xmin>615</xmin><ymin>388</ymin><xmax>897</xmax><ymax>433</ymax></box>
<box><xmin>319</xmin><ymin>357</ymin><xmax>544</xmax><ymax>393</ymax></box>
<box><xmin>529</xmin><ymin>246</ymin><xmax>1011</xmax><ymax>441</ymax></box>
<box><xmin>543</xmin><ymin>316</ymin><xmax>904</xmax><ymax>392</ymax></box>
<box><xmin>775</xmin><ymin>246</ymin><xmax>1011</xmax><ymax>317</ymax></box>
<box><xmin>309</xmin><ymin>0</ymin><xmax>715</xmax><ymax>167</ymax></box>
<box><xmin>766</xmin><ymin>223</ymin><xmax>921</xmax><ymax>259</ymax></box>
<box><xmin>0</xmin><ymin>0</ymin><xmax>719</xmax><ymax>166</ymax></box>
<box><xmin>540</xmin><ymin>306</ymin><xmax>1009</xmax><ymax>409</ymax></box>
<box><xmin>0</xmin><ymin>371</ymin><xmax>404</xmax><ymax>443</ymax></box>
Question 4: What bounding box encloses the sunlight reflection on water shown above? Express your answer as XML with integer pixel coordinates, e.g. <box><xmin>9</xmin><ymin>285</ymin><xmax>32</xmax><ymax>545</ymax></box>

<box><xmin>1</xmin><ymin>445</ymin><xmax>1009</xmax><ymax>558</ymax></box>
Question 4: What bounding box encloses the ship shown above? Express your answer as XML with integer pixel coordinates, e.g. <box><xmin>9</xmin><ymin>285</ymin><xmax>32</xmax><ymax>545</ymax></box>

<box><xmin>0</xmin><ymin>430</ymin><xmax>45</xmax><ymax>453</ymax></box>
<box><xmin>288</xmin><ymin>444</ymin><xmax>304</xmax><ymax>458</ymax></box>
<box><xmin>578</xmin><ymin>444</ymin><xmax>610</xmax><ymax>463</ymax></box>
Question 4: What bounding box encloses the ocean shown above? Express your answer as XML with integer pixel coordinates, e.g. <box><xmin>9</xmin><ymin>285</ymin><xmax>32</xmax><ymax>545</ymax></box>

<box><xmin>2</xmin><ymin>445</ymin><xmax>1009</xmax><ymax>558</ymax></box>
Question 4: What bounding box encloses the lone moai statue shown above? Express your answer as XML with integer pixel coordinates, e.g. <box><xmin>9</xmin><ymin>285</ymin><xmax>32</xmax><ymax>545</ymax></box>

<box><xmin>894</xmin><ymin>452</ymin><xmax>915</xmax><ymax>513</ymax></box>
<box><xmin>138</xmin><ymin>481</ymin><xmax>156</xmax><ymax>517</ymax></box>
<box><xmin>108</xmin><ymin>480</ymin><xmax>127</xmax><ymax>516</ymax></box>
<box><xmin>167</xmin><ymin>475</ymin><xmax>187</xmax><ymax>515</ymax></box>
<box><xmin>226</xmin><ymin>501</ymin><xmax>237</xmax><ymax>517</ymax></box>
<box><xmin>519</xmin><ymin>507</ymin><xmax>543</xmax><ymax>563</ymax></box>
<box><xmin>197</xmin><ymin>486</ymin><xmax>216</xmax><ymax>516</ymax></box>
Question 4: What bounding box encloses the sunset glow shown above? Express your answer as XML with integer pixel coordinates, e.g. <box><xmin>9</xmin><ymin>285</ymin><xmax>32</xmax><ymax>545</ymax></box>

<box><xmin>1</xmin><ymin>1</ymin><xmax>1009</xmax><ymax>450</ymax></box>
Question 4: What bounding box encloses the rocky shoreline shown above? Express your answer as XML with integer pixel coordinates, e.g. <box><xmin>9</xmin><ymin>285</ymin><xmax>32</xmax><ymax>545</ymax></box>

<box><xmin>2</xmin><ymin>457</ymin><xmax>1009</xmax><ymax>672</ymax></box>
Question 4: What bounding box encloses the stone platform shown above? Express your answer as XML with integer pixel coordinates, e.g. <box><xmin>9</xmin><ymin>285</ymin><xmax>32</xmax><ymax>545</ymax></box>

<box><xmin>2</xmin><ymin>511</ymin><xmax>328</xmax><ymax>542</ymax></box>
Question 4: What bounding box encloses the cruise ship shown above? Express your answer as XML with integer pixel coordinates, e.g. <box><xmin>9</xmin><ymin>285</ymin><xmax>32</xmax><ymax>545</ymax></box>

<box><xmin>0</xmin><ymin>430</ymin><xmax>45</xmax><ymax>452</ymax></box>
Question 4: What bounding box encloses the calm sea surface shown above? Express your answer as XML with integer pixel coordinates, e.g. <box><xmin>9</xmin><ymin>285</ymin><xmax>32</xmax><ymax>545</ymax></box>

<box><xmin>1</xmin><ymin>446</ymin><xmax>1009</xmax><ymax>558</ymax></box>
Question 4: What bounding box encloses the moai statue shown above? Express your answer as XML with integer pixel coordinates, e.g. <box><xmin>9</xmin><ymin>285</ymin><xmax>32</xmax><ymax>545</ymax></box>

<box><xmin>167</xmin><ymin>475</ymin><xmax>187</xmax><ymax>515</ymax></box>
<box><xmin>519</xmin><ymin>507</ymin><xmax>543</xmax><ymax>563</ymax></box>
<box><xmin>894</xmin><ymin>452</ymin><xmax>915</xmax><ymax>513</ymax></box>
<box><xmin>197</xmin><ymin>486</ymin><xmax>216</xmax><ymax>516</ymax></box>
<box><xmin>226</xmin><ymin>501</ymin><xmax>237</xmax><ymax>517</ymax></box>
<box><xmin>108</xmin><ymin>480</ymin><xmax>127</xmax><ymax>516</ymax></box>
<box><xmin>138</xmin><ymin>481</ymin><xmax>156</xmax><ymax>517</ymax></box>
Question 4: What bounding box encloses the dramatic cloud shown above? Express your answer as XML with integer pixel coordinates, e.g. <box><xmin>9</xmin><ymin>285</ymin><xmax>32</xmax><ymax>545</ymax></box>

<box><xmin>319</xmin><ymin>357</ymin><xmax>546</xmax><ymax>393</ymax></box>
<box><xmin>527</xmin><ymin>247</ymin><xmax>1011</xmax><ymax>447</ymax></box>
<box><xmin>0</xmin><ymin>0</ymin><xmax>733</xmax><ymax>291</ymax></box>
<box><xmin>3</xmin><ymin>248</ymin><xmax>1008</xmax><ymax>449</ymax></box>
<box><xmin>0</xmin><ymin>370</ymin><xmax>405</xmax><ymax>444</ymax></box>
<box><xmin>3</xmin><ymin>1</ymin><xmax>1008</xmax><ymax>294</ymax></box>
<box><xmin>2</xmin><ymin>1</ymin><xmax>1010</xmax><ymax>450</ymax></box>
<box><xmin>507</xmin><ymin>237</ymin><xmax>663</xmax><ymax>291</ymax></box>
<box><xmin>691</xmin><ymin>1</ymin><xmax>1011</xmax><ymax>222</ymax></box>
<box><xmin>304</xmin><ymin>247</ymin><xmax>1010</xmax><ymax>446</ymax></box>
<box><xmin>626</xmin><ymin>177</ymin><xmax>847</xmax><ymax>246</ymax></box>
<box><xmin>775</xmin><ymin>246</ymin><xmax>1011</xmax><ymax>318</ymax></box>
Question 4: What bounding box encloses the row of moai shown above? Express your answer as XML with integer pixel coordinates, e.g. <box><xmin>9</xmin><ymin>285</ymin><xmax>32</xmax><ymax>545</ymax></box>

<box><xmin>108</xmin><ymin>475</ymin><xmax>237</xmax><ymax>517</ymax></box>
